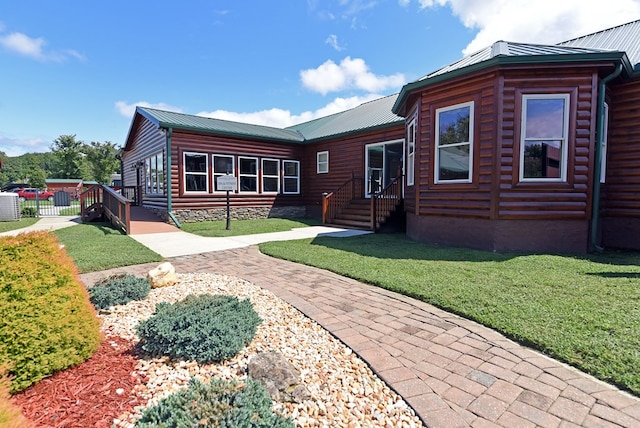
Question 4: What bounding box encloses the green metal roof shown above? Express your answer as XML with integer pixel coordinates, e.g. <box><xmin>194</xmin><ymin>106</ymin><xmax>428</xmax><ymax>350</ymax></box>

<box><xmin>559</xmin><ymin>19</ymin><xmax>640</xmax><ymax>72</ymax></box>
<box><xmin>286</xmin><ymin>94</ymin><xmax>403</xmax><ymax>141</ymax></box>
<box><xmin>137</xmin><ymin>107</ymin><xmax>305</xmax><ymax>144</ymax></box>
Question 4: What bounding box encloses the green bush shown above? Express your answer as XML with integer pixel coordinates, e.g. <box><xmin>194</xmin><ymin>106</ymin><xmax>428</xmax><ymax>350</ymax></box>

<box><xmin>136</xmin><ymin>378</ymin><xmax>294</xmax><ymax>428</ymax></box>
<box><xmin>0</xmin><ymin>232</ymin><xmax>101</xmax><ymax>393</ymax></box>
<box><xmin>20</xmin><ymin>207</ymin><xmax>36</xmax><ymax>218</ymax></box>
<box><xmin>88</xmin><ymin>274</ymin><xmax>151</xmax><ymax>309</ymax></box>
<box><xmin>136</xmin><ymin>294</ymin><xmax>261</xmax><ymax>363</ymax></box>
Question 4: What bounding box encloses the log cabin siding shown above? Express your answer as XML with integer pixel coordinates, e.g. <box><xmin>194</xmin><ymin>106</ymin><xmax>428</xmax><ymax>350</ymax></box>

<box><xmin>496</xmin><ymin>66</ymin><xmax>600</xmax><ymax>220</ymax></box>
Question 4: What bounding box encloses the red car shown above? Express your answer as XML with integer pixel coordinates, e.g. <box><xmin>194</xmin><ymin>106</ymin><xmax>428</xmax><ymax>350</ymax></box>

<box><xmin>16</xmin><ymin>188</ymin><xmax>55</xmax><ymax>202</ymax></box>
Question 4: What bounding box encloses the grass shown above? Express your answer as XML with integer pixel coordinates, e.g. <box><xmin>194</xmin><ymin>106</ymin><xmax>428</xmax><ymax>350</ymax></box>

<box><xmin>57</xmin><ymin>207</ymin><xmax>81</xmax><ymax>216</ymax></box>
<box><xmin>53</xmin><ymin>222</ymin><xmax>162</xmax><ymax>273</ymax></box>
<box><xmin>259</xmin><ymin>233</ymin><xmax>640</xmax><ymax>396</ymax></box>
<box><xmin>0</xmin><ymin>218</ymin><xmax>39</xmax><ymax>233</ymax></box>
<box><xmin>181</xmin><ymin>217</ymin><xmax>321</xmax><ymax>237</ymax></box>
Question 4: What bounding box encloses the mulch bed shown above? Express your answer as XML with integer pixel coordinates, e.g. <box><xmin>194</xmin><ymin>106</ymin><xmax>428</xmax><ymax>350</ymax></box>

<box><xmin>11</xmin><ymin>337</ymin><xmax>143</xmax><ymax>428</ymax></box>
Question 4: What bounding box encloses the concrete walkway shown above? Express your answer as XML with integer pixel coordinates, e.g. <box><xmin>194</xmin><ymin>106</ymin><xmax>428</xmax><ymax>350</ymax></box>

<box><xmin>5</xmin><ymin>216</ymin><xmax>640</xmax><ymax>426</ymax></box>
<box><xmin>0</xmin><ymin>216</ymin><xmax>81</xmax><ymax>236</ymax></box>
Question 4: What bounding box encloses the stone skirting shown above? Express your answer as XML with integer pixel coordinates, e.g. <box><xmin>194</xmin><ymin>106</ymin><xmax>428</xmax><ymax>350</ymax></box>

<box><xmin>170</xmin><ymin>206</ymin><xmax>307</xmax><ymax>223</ymax></box>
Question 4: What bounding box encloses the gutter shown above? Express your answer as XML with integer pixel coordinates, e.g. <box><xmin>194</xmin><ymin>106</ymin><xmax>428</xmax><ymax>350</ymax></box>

<box><xmin>590</xmin><ymin>64</ymin><xmax>623</xmax><ymax>252</ymax></box>
<box><xmin>164</xmin><ymin>127</ymin><xmax>182</xmax><ymax>228</ymax></box>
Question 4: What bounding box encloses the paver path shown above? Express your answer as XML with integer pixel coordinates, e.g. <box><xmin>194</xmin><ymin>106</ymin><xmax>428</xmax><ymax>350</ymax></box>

<box><xmin>81</xmin><ymin>246</ymin><xmax>640</xmax><ymax>428</ymax></box>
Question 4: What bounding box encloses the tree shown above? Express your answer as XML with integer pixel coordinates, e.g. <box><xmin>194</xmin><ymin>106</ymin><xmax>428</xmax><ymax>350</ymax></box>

<box><xmin>83</xmin><ymin>141</ymin><xmax>121</xmax><ymax>184</ymax></box>
<box><xmin>51</xmin><ymin>135</ymin><xmax>88</xmax><ymax>179</ymax></box>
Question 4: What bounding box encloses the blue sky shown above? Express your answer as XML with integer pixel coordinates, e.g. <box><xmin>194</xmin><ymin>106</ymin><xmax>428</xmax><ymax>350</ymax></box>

<box><xmin>1</xmin><ymin>0</ymin><xmax>639</xmax><ymax>156</ymax></box>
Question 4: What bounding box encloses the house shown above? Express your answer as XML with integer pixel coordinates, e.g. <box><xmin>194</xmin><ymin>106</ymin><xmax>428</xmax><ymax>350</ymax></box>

<box><xmin>122</xmin><ymin>20</ymin><xmax>640</xmax><ymax>253</ymax></box>
<box><xmin>46</xmin><ymin>178</ymin><xmax>99</xmax><ymax>200</ymax></box>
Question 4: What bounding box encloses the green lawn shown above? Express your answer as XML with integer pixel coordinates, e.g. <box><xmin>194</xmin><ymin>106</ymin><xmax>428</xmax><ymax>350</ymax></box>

<box><xmin>0</xmin><ymin>218</ymin><xmax>39</xmax><ymax>233</ymax></box>
<box><xmin>181</xmin><ymin>217</ymin><xmax>321</xmax><ymax>237</ymax></box>
<box><xmin>259</xmin><ymin>233</ymin><xmax>640</xmax><ymax>396</ymax></box>
<box><xmin>53</xmin><ymin>222</ymin><xmax>162</xmax><ymax>273</ymax></box>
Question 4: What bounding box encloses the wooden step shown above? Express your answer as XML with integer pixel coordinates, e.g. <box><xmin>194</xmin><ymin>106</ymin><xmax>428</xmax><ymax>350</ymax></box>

<box><xmin>329</xmin><ymin>218</ymin><xmax>372</xmax><ymax>230</ymax></box>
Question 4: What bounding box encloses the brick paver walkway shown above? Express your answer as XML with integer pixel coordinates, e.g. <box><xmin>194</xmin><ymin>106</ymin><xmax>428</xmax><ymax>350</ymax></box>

<box><xmin>81</xmin><ymin>247</ymin><xmax>640</xmax><ymax>428</ymax></box>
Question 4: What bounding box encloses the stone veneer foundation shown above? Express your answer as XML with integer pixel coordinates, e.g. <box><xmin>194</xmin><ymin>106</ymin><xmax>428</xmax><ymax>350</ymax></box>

<box><xmin>144</xmin><ymin>206</ymin><xmax>307</xmax><ymax>224</ymax></box>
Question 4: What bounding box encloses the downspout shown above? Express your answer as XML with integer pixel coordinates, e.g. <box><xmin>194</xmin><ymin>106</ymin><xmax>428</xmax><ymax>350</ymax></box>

<box><xmin>165</xmin><ymin>127</ymin><xmax>182</xmax><ymax>228</ymax></box>
<box><xmin>590</xmin><ymin>64</ymin><xmax>622</xmax><ymax>252</ymax></box>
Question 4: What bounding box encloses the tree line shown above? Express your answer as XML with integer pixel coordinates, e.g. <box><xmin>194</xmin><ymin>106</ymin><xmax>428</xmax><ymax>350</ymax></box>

<box><xmin>0</xmin><ymin>135</ymin><xmax>121</xmax><ymax>189</ymax></box>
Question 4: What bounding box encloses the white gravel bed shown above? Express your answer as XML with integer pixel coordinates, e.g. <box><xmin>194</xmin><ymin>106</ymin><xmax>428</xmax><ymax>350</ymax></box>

<box><xmin>104</xmin><ymin>273</ymin><xmax>424</xmax><ymax>428</ymax></box>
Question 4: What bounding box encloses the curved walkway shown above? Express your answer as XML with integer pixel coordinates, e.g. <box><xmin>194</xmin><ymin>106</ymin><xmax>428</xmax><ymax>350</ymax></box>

<box><xmin>81</xmin><ymin>246</ymin><xmax>640</xmax><ymax>428</ymax></box>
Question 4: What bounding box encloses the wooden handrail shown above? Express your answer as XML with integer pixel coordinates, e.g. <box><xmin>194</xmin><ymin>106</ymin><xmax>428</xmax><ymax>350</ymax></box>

<box><xmin>371</xmin><ymin>176</ymin><xmax>403</xmax><ymax>231</ymax></box>
<box><xmin>322</xmin><ymin>175</ymin><xmax>364</xmax><ymax>224</ymax></box>
<box><xmin>80</xmin><ymin>184</ymin><xmax>131</xmax><ymax>234</ymax></box>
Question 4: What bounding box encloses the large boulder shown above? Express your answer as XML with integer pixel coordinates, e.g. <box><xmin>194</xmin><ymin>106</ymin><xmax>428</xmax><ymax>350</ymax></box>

<box><xmin>248</xmin><ymin>352</ymin><xmax>311</xmax><ymax>403</ymax></box>
<box><xmin>147</xmin><ymin>262</ymin><xmax>178</xmax><ymax>288</ymax></box>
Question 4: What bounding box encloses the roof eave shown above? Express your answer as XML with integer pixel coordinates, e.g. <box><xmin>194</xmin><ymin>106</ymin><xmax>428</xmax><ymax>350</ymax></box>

<box><xmin>158</xmin><ymin>123</ymin><xmax>306</xmax><ymax>144</ymax></box>
<box><xmin>392</xmin><ymin>51</ymin><xmax>629</xmax><ymax>116</ymax></box>
<box><xmin>304</xmin><ymin>119</ymin><xmax>405</xmax><ymax>144</ymax></box>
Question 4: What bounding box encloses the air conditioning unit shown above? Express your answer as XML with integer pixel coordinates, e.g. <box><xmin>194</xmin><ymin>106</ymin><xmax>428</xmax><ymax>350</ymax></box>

<box><xmin>0</xmin><ymin>192</ymin><xmax>20</xmax><ymax>221</ymax></box>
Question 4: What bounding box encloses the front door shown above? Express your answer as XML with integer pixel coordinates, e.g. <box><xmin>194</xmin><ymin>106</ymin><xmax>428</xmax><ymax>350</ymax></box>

<box><xmin>365</xmin><ymin>140</ymin><xmax>404</xmax><ymax>197</ymax></box>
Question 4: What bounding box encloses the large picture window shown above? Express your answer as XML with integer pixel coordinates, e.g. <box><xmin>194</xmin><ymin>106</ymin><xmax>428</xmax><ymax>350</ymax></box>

<box><xmin>212</xmin><ymin>155</ymin><xmax>235</xmax><ymax>192</ymax></box>
<box><xmin>239</xmin><ymin>157</ymin><xmax>258</xmax><ymax>192</ymax></box>
<box><xmin>520</xmin><ymin>94</ymin><xmax>569</xmax><ymax>181</ymax></box>
<box><xmin>262</xmin><ymin>158</ymin><xmax>280</xmax><ymax>193</ymax></box>
<box><xmin>406</xmin><ymin>119</ymin><xmax>416</xmax><ymax>186</ymax></box>
<box><xmin>184</xmin><ymin>152</ymin><xmax>208</xmax><ymax>192</ymax></box>
<box><xmin>435</xmin><ymin>101</ymin><xmax>473</xmax><ymax>183</ymax></box>
<box><xmin>283</xmin><ymin>160</ymin><xmax>300</xmax><ymax>194</ymax></box>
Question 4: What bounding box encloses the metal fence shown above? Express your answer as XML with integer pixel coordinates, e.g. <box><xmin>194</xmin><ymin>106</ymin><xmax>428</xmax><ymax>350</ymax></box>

<box><xmin>19</xmin><ymin>191</ymin><xmax>81</xmax><ymax>217</ymax></box>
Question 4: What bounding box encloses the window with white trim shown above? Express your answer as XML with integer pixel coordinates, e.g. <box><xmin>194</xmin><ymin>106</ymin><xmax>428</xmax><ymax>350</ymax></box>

<box><xmin>435</xmin><ymin>101</ymin><xmax>473</xmax><ymax>183</ymax></box>
<box><xmin>212</xmin><ymin>155</ymin><xmax>235</xmax><ymax>192</ymax></box>
<box><xmin>145</xmin><ymin>151</ymin><xmax>164</xmax><ymax>195</ymax></box>
<box><xmin>239</xmin><ymin>157</ymin><xmax>258</xmax><ymax>192</ymax></box>
<box><xmin>317</xmin><ymin>151</ymin><xmax>329</xmax><ymax>174</ymax></box>
<box><xmin>262</xmin><ymin>158</ymin><xmax>280</xmax><ymax>193</ymax></box>
<box><xmin>600</xmin><ymin>102</ymin><xmax>609</xmax><ymax>184</ymax></box>
<box><xmin>519</xmin><ymin>94</ymin><xmax>569</xmax><ymax>181</ymax></box>
<box><xmin>183</xmin><ymin>152</ymin><xmax>208</xmax><ymax>192</ymax></box>
<box><xmin>282</xmin><ymin>160</ymin><xmax>300</xmax><ymax>194</ymax></box>
<box><xmin>406</xmin><ymin>119</ymin><xmax>416</xmax><ymax>186</ymax></box>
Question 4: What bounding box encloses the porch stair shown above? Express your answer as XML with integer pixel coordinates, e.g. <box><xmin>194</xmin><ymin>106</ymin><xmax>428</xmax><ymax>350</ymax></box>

<box><xmin>327</xmin><ymin>198</ymin><xmax>393</xmax><ymax>230</ymax></box>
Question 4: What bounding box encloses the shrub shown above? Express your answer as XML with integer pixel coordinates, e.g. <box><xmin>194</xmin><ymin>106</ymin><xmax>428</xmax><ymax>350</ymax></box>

<box><xmin>0</xmin><ymin>232</ymin><xmax>102</xmax><ymax>393</ymax></box>
<box><xmin>20</xmin><ymin>207</ymin><xmax>36</xmax><ymax>218</ymax></box>
<box><xmin>136</xmin><ymin>378</ymin><xmax>294</xmax><ymax>428</ymax></box>
<box><xmin>0</xmin><ymin>366</ymin><xmax>35</xmax><ymax>428</ymax></box>
<box><xmin>88</xmin><ymin>274</ymin><xmax>151</xmax><ymax>309</ymax></box>
<box><xmin>136</xmin><ymin>294</ymin><xmax>261</xmax><ymax>363</ymax></box>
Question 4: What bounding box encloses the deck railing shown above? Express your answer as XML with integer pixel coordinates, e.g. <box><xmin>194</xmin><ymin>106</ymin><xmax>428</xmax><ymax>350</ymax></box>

<box><xmin>80</xmin><ymin>184</ymin><xmax>131</xmax><ymax>234</ymax></box>
<box><xmin>322</xmin><ymin>175</ymin><xmax>364</xmax><ymax>224</ymax></box>
<box><xmin>371</xmin><ymin>176</ymin><xmax>402</xmax><ymax>231</ymax></box>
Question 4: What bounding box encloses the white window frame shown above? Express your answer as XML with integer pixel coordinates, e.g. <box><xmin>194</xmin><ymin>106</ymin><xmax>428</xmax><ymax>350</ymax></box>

<box><xmin>406</xmin><ymin>119</ymin><xmax>416</xmax><ymax>186</ymax></box>
<box><xmin>434</xmin><ymin>101</ymin><xmax>474</xmax><ymax>184</ymax></box>
<box><xmin>212</xmin><ymin>154</ymin><xmax>235</xmax><ymax>193</ymax></box>
<box><xmin>183</xmin><ymin>152</ymin><xmax>208</xmax><ymax>193</ymax></box>
<box><xmin>238</xmin><ymin>156</ymin><xmax>258</xmax><ymax>193</ymax></box>
<box><xmin>317</xmin><ymin>151</ymin><xmax>329</xmax><ymax>174</ymax></box>
<box><xmin>519</xmin><ymin>94</ymin><xmax>570</xmax><ymax>182</ymax></box>
<box><xmin>282</xmin><ymin>160</ymin><xmax>300</xmax><ymax>194</ymax></box>
<box><xmin>145</xmin><ymin>151</ymin><xmax>164</xmax><ymax>195</ymax></box>
<box><xmin>600</xmin><ymin>102</ymin><xmax>609</xmax><ymax>184</ymax></box>
<box><xmin>261</xmin><ymin>158</ymin><xmax>280</xmax><ymax>194</ymax></box>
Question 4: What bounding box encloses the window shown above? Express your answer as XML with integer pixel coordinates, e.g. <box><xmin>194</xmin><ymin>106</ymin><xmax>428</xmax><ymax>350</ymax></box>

<box><xmin>213</xmin><ymin>155</ymin><xmax>235</xmax><ymax>192</ymax></box>
<box><xmin>262</xmin><ymin>158</ymin><xmax>280</xmax><ymax>193</ymax></box>
<box><xmin>145</xmin><ymin>152</ymin><xmax>164</xmax><ymax>195</ymax></box>
<box><xmin>239</xmin><ymin>157</ymin><xmax>258</xmax><ymax>192</ymax></box>
<box><xmin>184</xmin><ymin>152</ymin><xmax>208</xmax><ymax>192</ymax></box>
<box><xmin>600</xmin><ymin>102</ymin><xmax>609</xmax><ymax>184</ymax></box>
<box><xmin>435</xmin><ymin>101</ymin><xmax>473</xmax><ymax>183</ymax></box>
<box><xmin>283</xmin><ymin>160</ymin><xmax>300</xmax><ymax>194</ymax></box>
<box><xmin>406</xmin><ymin>119</ymin><xmax>416</xmax><ymax>186</ymax></box>
<box><xmin>317</xmin><ymin>151</ymin><xmax>329</xmax><ymax>174</ymax></box>
<box><xmin>520</xmin><ymin>94</ymin><xmax>569</xmax><ymax>181</ymax></box>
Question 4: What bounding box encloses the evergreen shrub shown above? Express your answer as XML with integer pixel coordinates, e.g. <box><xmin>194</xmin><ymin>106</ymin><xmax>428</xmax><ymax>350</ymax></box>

<box><xmin>0</xmin><ymin>232</ymin><xmax>102</xmax><ymax>393</ymax></box>
<box><xmin>20</xmin><ymin>207</ymin><xmax>36</xmax><ymax>218</ymax></box>
<box><xmin>136</xmin><ymin>378</ymin><xmax>294</xmax><ymax>428</ymax></box>
<box><xmin>136</xmin><ymin>294</ymin><xmax>261</xmax><ymax>363</ymax></box>
<box><xmin>89</xmin><ymin>273</ymin><xmax>151</xmax><ymax>309</ymax></box>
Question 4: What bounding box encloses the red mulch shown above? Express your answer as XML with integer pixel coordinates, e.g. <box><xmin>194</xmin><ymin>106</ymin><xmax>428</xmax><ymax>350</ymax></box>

<box><xmin>11</xmin><ymin>337</ymin><xmax>145</xmax><ymax>428</ymax></box>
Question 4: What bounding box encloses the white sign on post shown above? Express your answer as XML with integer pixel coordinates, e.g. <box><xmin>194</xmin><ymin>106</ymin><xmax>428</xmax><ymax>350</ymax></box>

<box><xmin>216</xmin><ymin>175</ymin><xmax>237</xmax><ymax>191</ymax></box>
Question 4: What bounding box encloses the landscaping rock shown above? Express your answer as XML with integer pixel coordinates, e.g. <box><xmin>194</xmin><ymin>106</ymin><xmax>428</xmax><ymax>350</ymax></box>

<box><xmin>147</xmin><ymin>262</ymin><xmax>178</xmax><ymax>288</ymax></box>
<box><xmin>248</xmin><ymin>351</ymin><xmax>311</xmax><ymax>403</ymax></box>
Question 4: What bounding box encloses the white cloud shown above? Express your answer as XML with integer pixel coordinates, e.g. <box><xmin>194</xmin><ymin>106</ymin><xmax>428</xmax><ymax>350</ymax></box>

<box><xmin>197</xmin><ymin>94</ymin><xmax>385</xmax><ymax>128</ymax></box>
<box><xmin>0</xmin><ymin>31</ymin><xmax>85</xmax><ymax>62</ymax></box>
<box><xmin>300</xmin><ymin>56</ymin><xmax>406</xmax><ymax>95</ymax></box>
<box><xmin>325</xmin><ymin>34</ymin><xmax>346</xmax><ymax>51</ymax></box>
<box><xmin>0</xmin><ymin>135</ymin><xmax>49</xmax><ymax>157</ymax></box>
<box><xmin>413</xmin><ymin>0</ymin><xmax>640</xmax><ymax>55</ymax></box>
<box><xmin>115</xmin><ymin>101</ymin><xmax>184</xmax><ymax>118</ymax></box>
